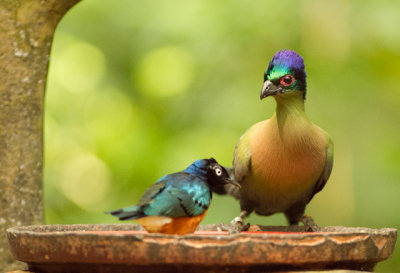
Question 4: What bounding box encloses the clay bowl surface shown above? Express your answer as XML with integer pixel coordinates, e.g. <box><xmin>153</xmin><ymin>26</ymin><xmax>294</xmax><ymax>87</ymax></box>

<box><xmin>7</xmin><ymin>224</ymin><xmax>397</xmax><ymax>273</ymax></box>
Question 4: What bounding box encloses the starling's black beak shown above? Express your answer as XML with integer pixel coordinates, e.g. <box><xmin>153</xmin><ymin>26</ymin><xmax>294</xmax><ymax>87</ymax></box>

<box><xmin>260</xmin><ymin>80</ymin><xmax>282</xmax><ymax>100</ymax></box>
<box><xmin>224</xmin><ymin>178</ymin><xmax>241</xmax><ymax>189</ymax></box>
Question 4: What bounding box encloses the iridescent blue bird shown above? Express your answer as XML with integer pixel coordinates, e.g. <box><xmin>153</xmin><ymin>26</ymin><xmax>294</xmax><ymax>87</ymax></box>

<box><xmin>107</xmin><ymin>158</ymin><xmax>240</xmax><ymax>235</ymax></box>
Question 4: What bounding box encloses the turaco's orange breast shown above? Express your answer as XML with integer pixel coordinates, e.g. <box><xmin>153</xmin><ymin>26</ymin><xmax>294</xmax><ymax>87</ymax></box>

<box><xmin>244</xmin><ymin>118</ymin><xmax>328</xmax><ymax>213</ymax></box>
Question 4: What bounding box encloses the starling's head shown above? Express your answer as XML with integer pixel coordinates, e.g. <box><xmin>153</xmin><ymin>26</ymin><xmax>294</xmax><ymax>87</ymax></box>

<box><xmin>184</xmin><ymin>158</ymin><xmax>241</xmax><ymax>189</ymax></box>
<box><xmin>260</xmin><ymin>50</ymin><xmax>307</xmax><ymax>100</ymax></box>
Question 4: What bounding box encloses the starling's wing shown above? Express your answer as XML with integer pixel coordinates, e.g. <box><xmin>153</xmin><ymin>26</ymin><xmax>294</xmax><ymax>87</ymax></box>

<box><xmin>142</xmin><ymin>173</ymin><xmax>211</xmax><ymax>217</ymax></box>
<box><xmin>138</xmin><ymin>180</ymin><xmax>167</xmax><ymax>206</ymax></box>
<box><xmin>106</xmin><ymin>180</ymin><xmax>167</xmax><ymax>220</ymax></box>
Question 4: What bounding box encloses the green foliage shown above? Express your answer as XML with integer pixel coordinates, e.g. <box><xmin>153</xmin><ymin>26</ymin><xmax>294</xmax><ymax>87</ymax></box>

<box><xmin>44</xmin><ymin>1</ymin><xmax>400</xmax><ymax>271</ymax></box>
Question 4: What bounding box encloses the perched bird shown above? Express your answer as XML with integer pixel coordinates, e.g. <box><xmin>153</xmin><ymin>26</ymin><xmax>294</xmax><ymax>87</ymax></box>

<box><xmin>223</xmin><ymin>50</ymin><xmax>333</xmax><ymax>231</ymax></box>
<box><xmin>107</xmin><ymin>158</ymin><xmax>240</xmax><ymax>235</ymax></box>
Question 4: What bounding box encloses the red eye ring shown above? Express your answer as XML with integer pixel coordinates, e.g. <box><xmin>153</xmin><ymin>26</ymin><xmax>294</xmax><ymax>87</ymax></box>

<box><xmin>280</xmin><ymin>75</ymin><xmax>294</xmax><ymax>86</ymax></box>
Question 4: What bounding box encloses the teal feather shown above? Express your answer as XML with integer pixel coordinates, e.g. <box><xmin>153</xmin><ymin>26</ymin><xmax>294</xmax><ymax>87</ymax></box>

<box><xmin>107</xmin><ymin>158</ymin><xmax>233</xmax><ymax>221</ymax></box>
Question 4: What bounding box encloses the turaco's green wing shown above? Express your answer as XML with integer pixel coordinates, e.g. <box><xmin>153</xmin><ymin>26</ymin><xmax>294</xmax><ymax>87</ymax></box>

<box><xmin>309</xmin><ymin>136</ymin><xmax>334</xmax><ymax>201</ymax></box>
<box><xmin>233</xmin><ymin>125</ymin><xmax>258</xmax><ymax>183</ymax></box>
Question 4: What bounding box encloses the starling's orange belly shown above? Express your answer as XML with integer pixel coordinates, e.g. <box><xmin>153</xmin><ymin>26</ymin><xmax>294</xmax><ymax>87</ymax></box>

<box><xmin>135</xmin><ymin>211</ymin><xmax>207</xmax><ymax>235</ymax></box>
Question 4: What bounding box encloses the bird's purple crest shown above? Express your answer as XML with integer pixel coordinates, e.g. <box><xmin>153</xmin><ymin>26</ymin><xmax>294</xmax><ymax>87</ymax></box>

<box><xmin>270</xmin><ymin>50</ymin><xmax>305</xmax><ymax>72</ymax></box>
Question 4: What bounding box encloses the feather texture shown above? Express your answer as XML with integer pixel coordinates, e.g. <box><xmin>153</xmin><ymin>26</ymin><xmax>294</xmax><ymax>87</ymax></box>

<box><xmin>230</xmin><ymin>50</ymin><xmax>334</xmax><ymax>225</ymax></box>
<box><xmin>107</xmin><ymin>158</ymin><xmax>234</xmax><ymax>234</ymax></box>
<box><xmin>234</xmin><ymin>92</ymin><xmax>332</xmax><ymax>219</ymax></box>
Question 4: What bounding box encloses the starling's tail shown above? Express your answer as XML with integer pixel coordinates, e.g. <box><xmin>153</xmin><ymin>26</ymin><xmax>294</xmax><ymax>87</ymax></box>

<box><xmin>106</xmin><ymin>205</ymin><xmax>145</xmax><ymax>220</ymax></box>
<box><xmin>212</xmin><ymin>167</ymin><xmax>241</xmax><ymax>199</ymax></box>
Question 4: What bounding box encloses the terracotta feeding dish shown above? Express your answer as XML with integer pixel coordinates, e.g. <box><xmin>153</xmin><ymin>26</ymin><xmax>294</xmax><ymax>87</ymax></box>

<box><xmin>7</xmin><ymin>224</ymin><xmax>397</xmax><ymax>273</ymax></box>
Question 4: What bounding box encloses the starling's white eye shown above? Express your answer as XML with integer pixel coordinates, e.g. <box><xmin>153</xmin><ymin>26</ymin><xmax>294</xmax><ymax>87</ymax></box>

<box><xmin>215</xmin><ymin>167</ymin><xmax>222</xmax><ymax>176</ymax></box>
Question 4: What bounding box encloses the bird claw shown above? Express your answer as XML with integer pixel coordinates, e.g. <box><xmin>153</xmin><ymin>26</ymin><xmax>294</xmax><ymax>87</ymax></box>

<box><xmin>299</xmin><ymin>215</ymin><xmax>320</xmax><ymax>232</ymax></box>
<box><xmin>218</xmin><ymin>217</ymin><xmax>250</xmax><ymax>234</ymax></box>
<box><xmin>230</xmin><ymin>217</ymin><xmax>250</xmax><ymax>234</ymax></box>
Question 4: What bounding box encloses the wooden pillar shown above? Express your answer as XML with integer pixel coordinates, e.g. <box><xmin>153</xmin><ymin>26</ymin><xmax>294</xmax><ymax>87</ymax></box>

<box><xmin>0</xmin><ymin>0</ymin><xmax>81</xmax><ymax>270</ymax></box>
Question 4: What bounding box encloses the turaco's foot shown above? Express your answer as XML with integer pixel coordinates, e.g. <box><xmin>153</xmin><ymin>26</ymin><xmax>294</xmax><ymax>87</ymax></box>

<box><xmin>219</xmin><ymin>217</ymin><xmax>250</xmax><ymax>234</ymax></box>
<box><xmin>229</xmin><ymin>216</ymin><xmax>250</xmax><ymax>234</ymax></box>
<box><xmin>299</xmin><ymin>215</ymin><xmax>320</xmax><ymax>232</ymax></box>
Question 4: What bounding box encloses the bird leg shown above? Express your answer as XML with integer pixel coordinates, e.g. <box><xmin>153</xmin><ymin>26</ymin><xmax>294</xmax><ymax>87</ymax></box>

<box><xmin>299</xmin><ymin>215</ymin><xmax>320</xmax><ymax>232</ymax></box>
<box><xmin>219</xmin><ymin>210</ymin><xmax>250</xmax><ymax>234</ymax></box>
<box><xmin>231</xmin><ymin>214</ymin><xmax>250</xmax><ymax>234</ymax></box>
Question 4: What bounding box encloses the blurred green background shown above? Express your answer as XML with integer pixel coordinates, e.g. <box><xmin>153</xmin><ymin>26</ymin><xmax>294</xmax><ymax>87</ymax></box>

<box><xmin>44</xmin><ymin>0</ymin><xmax>400</xmax><ymax>271</ymax></box>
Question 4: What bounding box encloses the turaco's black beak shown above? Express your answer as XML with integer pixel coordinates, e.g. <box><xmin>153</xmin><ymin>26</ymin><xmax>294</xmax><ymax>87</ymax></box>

<box><xmin>260</xmin><ymin>80</ymin><xmax>282</xmax><ymax>100</ymax></box>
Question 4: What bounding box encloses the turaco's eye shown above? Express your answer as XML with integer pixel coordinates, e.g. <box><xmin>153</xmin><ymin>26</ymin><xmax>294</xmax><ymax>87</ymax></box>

<box><xmin>280</xmin><ymin>75</ymin><xmax>294</xmax><ymax>86</ymax></box>
<box><xmin>215</xmin><ymin>167</ymin><xmax>222</xmax><ymax>176</ymax></box>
